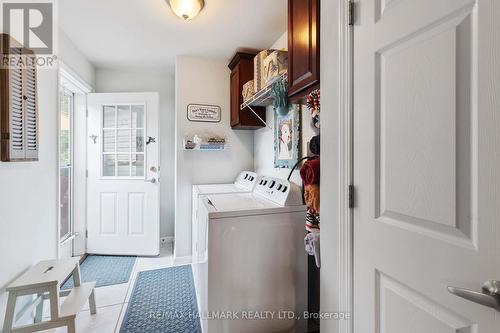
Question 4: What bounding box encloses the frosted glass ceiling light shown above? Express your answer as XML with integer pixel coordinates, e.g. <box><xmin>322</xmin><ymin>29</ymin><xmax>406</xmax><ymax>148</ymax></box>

<box><xmin>168</xmin><ymin>0</ymin><xmax>205</xmax><ymax>21</ymax></box>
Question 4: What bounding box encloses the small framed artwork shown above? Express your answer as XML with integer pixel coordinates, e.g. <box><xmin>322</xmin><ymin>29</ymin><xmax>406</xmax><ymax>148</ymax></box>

<box><xmin>274</xmin><ymin>105</ymin><xmax>301</xmax><ymax>168</ymax></box>
<box><xmin>187</xmin><ymin>104</ymin><xmax>221</xmax><ymax>123</ymax></box>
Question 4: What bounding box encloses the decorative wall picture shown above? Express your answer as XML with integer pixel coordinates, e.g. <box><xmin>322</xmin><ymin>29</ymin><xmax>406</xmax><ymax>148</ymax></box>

<box><xmin>187</xmin><ymin>104</ymin><xmax>221</xmax><ymax>123</ymax></box>
<box><xmin>274</xmin><ymin>105</ymin><xmax>300</xmax><ymax>168</ymax></box>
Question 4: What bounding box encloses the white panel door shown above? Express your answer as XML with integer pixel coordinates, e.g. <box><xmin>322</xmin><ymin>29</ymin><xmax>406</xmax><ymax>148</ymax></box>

<box><xmin>354</xmin><ymin>0</ymin><xmax>500</xmax><ymax>332</ymax></box>
<box><xmin>87</xmin><ymin>93</ymin><xmax>160</xmax><ymax>256</ymax></box>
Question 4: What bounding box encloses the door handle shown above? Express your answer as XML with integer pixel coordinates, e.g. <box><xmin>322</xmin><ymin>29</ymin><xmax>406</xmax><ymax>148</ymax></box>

<box><xmin>145</xmin><ymin>177</ymin><xmax>157</xmax><ymax>184</ymax></box>
<box><xmin>447</xmin><ymin>280</ymin><xmax>500</xmax><ymax>309</ymax></box>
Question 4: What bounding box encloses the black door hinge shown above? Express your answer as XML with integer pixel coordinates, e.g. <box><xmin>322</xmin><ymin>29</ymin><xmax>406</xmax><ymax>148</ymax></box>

<box><xmin>348</xmin><ymin>1</ymin><xmax>355</xmax><ymax>26</ymax></box>
<box><xmin>85</xmin><ymin>230</ymin><xmax>88</xmax><ymax>238</ymax></box>
<box><xmin>348</xmin><ymin>185</ymin><xmax>355</xmax><ymax>208</ymax></box>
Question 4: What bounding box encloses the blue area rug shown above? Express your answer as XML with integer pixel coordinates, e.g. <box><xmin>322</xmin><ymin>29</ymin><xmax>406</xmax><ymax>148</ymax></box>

<box><xmin>62</xmin><ymin>255</ymin><xmax>136</xmax><ymax>290</ymax></box>
<box><xmin>120</xmin><ymin>265</ymin><xmax>202</xmax><ymax>333</ymax></box>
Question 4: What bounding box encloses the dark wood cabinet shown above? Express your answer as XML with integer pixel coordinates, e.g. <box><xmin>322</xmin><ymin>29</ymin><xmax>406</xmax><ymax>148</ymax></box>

<box><xmin>288</xmin><ymin>0</ymin><xmax>320</xmax><ymax>102</ymax></box>
<box><xmin>228</xmin><ymin>52</ymin><xmax>266</xmax><ymax>130</ymax></box>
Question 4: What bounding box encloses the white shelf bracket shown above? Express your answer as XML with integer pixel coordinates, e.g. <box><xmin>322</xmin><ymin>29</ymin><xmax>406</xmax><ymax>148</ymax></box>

<box><xmin>247</xmin><ymin>105</ymin><xmax>271</xmax><ymax>129</ymax></box>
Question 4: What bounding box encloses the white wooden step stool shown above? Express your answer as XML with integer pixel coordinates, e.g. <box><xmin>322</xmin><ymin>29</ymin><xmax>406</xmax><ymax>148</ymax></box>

<box><xmin>2</xmin><ymin>258</ymin><xmax>96</xmax><ymax>333</ymax></box>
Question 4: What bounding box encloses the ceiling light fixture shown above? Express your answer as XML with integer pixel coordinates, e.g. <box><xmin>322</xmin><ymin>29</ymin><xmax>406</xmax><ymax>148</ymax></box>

<box><xmin>168</xmin><ymin>0</ymin><xmax>205</xmax><ymax>21</ymax></box>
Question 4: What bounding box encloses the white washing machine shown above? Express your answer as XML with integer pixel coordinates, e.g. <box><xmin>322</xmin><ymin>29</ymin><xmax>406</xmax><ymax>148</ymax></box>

<box><xmin>194</xmin><ymin>176</ymin><xmax>308</xmax><ymax>333</ymax></box>
<box><xmin>192</xmin><ymin>171</ymin><xmax>258</xmax><ymax>263</ymax></box>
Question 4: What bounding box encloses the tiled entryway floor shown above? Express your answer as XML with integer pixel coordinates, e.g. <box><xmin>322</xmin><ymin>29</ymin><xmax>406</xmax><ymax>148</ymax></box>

<box><xmin>40</xmin><ymin>246</ymin><xmax>175</xmax><ymax>333</ymax></box>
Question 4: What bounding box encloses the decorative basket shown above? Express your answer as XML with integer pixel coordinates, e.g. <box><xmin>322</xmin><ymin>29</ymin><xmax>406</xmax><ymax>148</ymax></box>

<box><xmin>263</xmin><ymin>50</ymin><xmax>288</xmax><ymax>86</ymax></box>
<box><xmin>242</xmin><ymin>80</ymin><xmax>255</xmax><ymax>102</ymax></box>
<box><xmin>254</xmin><ymin>50</ymin><xmax>273</xmax><ymax>92</ymax></box>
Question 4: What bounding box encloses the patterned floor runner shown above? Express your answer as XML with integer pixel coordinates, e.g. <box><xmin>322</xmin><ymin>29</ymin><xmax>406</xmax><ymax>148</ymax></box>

<box><xmin>61</xmin><ymin>255</ymin><xmax>136</xmax><ymax>290</ymax></box>
<box><xmin>120</xmin><ymin>265</ymin><xmax>202</xmax><ymax>333</ymax></box>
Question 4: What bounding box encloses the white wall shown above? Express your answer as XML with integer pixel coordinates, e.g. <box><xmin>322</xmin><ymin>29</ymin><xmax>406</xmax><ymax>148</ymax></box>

<box><xmin>253</xmin><ymin>32</ymin><xmax>319</xmax><ymax>185</ymax></box>
<box><xmin>0</xmin><ymin>28</ymin><xmax>95</xmax><ymax>329</ymax></box>
<box><xmin>58</xmin><ymin>29</ymin><xmax>95</xmax><ymax>88</ymax></box>
<box><xmin>95</xmin><ymin>68</ymin><xmax>176</xmax><ymax>238</ymax></box>
<box><xmin>0</xmin><ymin>68</ymin><xmax>60</xmax><ymax>329</ymax></box>
<box><xmin>174</xmin><ymin>56</ymin><xmax>254</xmax><ymax>259</ymax></box>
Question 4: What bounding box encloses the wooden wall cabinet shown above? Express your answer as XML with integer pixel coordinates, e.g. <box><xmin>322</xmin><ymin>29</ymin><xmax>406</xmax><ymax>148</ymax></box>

<box><xmin>228</xmin><ymin>52</ymin><xmax>266</xmax><ymax>130</ymax></box>
<box><xmin>288</xmin><ymin>0</ymin><xmax>320</xmax><ymax>102</ymax></box>
<box><xmin>0</xmin><ymin>34</ymin><xmax>39</xmax><ymax>162</ymax></box>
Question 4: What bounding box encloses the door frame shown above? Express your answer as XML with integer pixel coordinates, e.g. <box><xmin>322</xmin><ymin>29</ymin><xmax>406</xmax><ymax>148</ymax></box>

<box><xmin>57</xmin><ymin>62</ymin><xmax>93</xmax><ymax>259</ymax></box>
<box><xmin>58</xmin><ymin>86</ymin><xmax>75</xmax><ymax>243</ymax></box>
<box><xmin>320</xmin><ymin>1</ymin><xmax>353</xmax><ymax>333</ymax></box>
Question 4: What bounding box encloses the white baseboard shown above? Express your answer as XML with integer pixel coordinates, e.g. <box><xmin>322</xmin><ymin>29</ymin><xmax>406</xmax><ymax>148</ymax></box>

<box><xmin>174</xmin><ymin>255</ymin><xmax>192</xmax><ymax>265</ymax></box>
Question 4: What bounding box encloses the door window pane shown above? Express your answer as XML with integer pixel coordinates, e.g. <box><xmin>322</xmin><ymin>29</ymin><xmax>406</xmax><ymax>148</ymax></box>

<box><xmin>117</xmin><ymin>154</ymin><xmax>131</xmax><ymax>176</ymax></box>
<box><xmin>131</xmin><ymin>154</ymin><xmax>144</xmax><ymax>177</ymax></box>
<box><xmin>59</xmin><ymin>89</ymin><xmax>73</xmax><ymax>241</ymax></box>
<box><xmin>132</xmin><ymin>105</ymin><xmax>144</xmax><ymax>128</ymax></box>
<box><xmin>60</xmin><ymin>167</ymin><xmax>71</xmax><ymax>238</ymax></box>
<box><xmin>117</xmin><ymin>105</ymin><xmax>131</xmax><ymax>128</ymax></box>
<box><xmin>60</xmin><ymin>93</ymin><xmax>71</xmax><ymax>166</ymax></box>
<box><xmin>133</xmin><ymin>129</ymin><xmax>144</xmax><ymax>152</ymax></box>
<box><xmin>117</xmin><ymin>129</ymin><xmax>131</xmax><ymax>152</ymax></box>
<box><xmin>103</xmin><ymin>106</ymin><xmax>116</xmax><ymax>128</ymax></box>
<box><xmin>103</xmin><ymin>154</ymin><xmax>116</xmax><ymax>177</ymax></box>
<box><xmin>101</xmin><ymin>104</ymin><xmax>145</xmax><ymax>178</ymax></box>
<box><xmin>103</xmin><ymin>130</ymin><xmax>116</xmax><ymax>152</ymax></box>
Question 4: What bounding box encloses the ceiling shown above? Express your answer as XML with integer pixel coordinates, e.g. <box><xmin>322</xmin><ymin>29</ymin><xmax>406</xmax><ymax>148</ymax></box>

<box><xmin>58</xmin><ymin>0</ymin><xmax>287</xmax><ymax>72</ymax></box>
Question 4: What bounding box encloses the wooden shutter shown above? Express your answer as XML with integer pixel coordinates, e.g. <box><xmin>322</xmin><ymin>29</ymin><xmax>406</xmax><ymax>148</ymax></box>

<box><xmin>8</xmin><ymin>47</ymin><xmax>26</xmax><ymax>160</ymax></box>
<box><xmin>24</xmin><ymin>53</ymin><xmax>38</xmax><ymax>160</ymax></box>
<box><xmin>0</xmin><ymin>34</ymin><xmax>39</xmax><ymax>162</ymax></box>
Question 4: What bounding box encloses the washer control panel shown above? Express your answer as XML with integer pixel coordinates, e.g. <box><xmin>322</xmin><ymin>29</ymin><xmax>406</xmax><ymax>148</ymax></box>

<box><xmin>234</xmin><ymin>171</ymin><xmax>259</xmax><ymax>191</ymax></box>
<box><xmin>254</xmin><ymin>176</ymin><xmax>303</xmax><ymax>206</ymax></box>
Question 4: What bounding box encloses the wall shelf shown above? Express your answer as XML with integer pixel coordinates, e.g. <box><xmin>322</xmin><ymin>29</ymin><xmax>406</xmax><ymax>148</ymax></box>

<box><xmin>183</xmin><ymin>145</ymin><xmax>228</xmax><ymax>151</ymax></box>
<box><xmin>240</xmin><ymin>73</ymin><xmax>287</xmax><ymax>110</ymax></box>
<box><xmin>183</xmin><ymin>134</ymin><xmax>229</xmax><ymax>151</ymax></box>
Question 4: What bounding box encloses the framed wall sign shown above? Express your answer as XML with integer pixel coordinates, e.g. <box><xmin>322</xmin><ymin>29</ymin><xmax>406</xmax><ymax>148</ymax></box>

<box><xmin>187</xmin><ymin>104</ymin><xmax>221</xmax><ymax>123</ymax></box>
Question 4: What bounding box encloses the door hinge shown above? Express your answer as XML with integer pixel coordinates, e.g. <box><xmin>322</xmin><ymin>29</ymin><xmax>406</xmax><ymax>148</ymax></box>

<box><xmin>348</xmin><ymin>1</ymin><xmax>355</xmax><ymax>26</ymax></box>
<box><xmin>86</xmin><ymin>109</ymin><xmax>89</xmax><ymax>117</ymax></box>
<box><xmin>86</xmin><ymin>170</ymin><xmax>88</xmax><ymax>178</ymax></box>
<box><xmin>348</xmin><ymin>185</ymin><xmax>355</xmax><ymax>208</ymax></box>
<box><xmin>85</xmin><ymin>230</ymin><xmax>88</xmax><ymax>238</ymax></box>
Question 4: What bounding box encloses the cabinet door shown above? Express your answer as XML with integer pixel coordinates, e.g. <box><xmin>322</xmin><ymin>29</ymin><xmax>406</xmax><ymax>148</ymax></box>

<box><xmin>230</xmin><ymin>66</ymin><xmax>240</xmax><ymax>127</ymax></box>
<box><xmin>288</xmin><ymin>0</ymin><xmax>320</xmax><ymax>100</ymax></box>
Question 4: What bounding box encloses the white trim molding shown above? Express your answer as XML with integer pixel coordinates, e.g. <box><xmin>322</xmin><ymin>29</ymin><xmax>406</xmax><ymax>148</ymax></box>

<box><xmin>320</xmin><ymin>1</ymin><xmax>353</xmax><ymax>333</ymax></box>
<box><xmin>60</xmin><ymin>62</ymin><xmax>93</xmax><ymax>94</ymax></box>
<box><xmin>173</xmin><ymin>256</ymin><xmax>192</xmax><ymax>266</ymax></box>
<box><xmin>57</xmin><ymin>62</ymin><xmax>94</xmax><ymax>258</ymax></box>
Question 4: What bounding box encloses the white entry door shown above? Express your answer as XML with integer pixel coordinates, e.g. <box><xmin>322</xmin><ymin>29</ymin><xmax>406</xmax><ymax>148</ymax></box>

<box><xmin>354</xmin><ymin>0</ymin><xmax>500</xmax><ymax>332</ymax></box>
<box><xmin>87</xmin><ymin>93</ymin><xmax>160</xmax><ymax>256</ymax></box>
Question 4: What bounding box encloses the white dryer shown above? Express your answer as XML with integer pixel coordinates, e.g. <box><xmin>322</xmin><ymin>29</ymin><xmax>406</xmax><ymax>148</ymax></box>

<box><xmin>194</xmin><ymin>176</ymin><xmax>308</xmax><ymax>333</ymax></box>
<box><xmin>192</xmin><ymin>171</ymin><xmax>258</xmax><ymax>263</ymax></box>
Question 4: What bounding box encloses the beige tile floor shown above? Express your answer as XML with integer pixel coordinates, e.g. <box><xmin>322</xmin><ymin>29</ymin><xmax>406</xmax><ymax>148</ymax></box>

<box><xmin>39</xmin><ymin>246</ymin><xmax>175</xmax><ymax>333</ymax></box>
